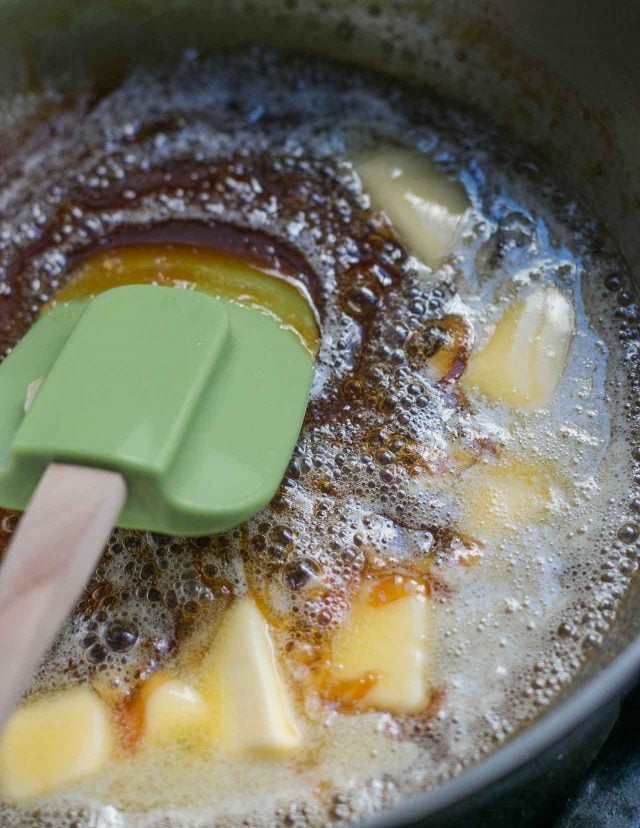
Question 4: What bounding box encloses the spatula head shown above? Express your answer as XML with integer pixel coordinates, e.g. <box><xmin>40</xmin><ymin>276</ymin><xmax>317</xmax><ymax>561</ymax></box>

<box><xmin>0</xmin><ymin>284</ymin><xmax>314</xmax><ymax>535</ymax></box>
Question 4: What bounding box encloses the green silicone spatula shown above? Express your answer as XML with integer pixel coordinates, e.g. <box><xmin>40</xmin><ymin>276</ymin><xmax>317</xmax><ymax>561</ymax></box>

<box><xmin>0</xmin><ymin>268</ymin><xmax>316</xmax><ymax>727</ymax></box>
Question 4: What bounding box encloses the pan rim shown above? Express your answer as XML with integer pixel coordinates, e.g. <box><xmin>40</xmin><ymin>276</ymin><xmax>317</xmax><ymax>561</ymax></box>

<box><xmin>359</xmin><ymin>629</ymin><xmax>640</xmax><ymax>826</ymax></box>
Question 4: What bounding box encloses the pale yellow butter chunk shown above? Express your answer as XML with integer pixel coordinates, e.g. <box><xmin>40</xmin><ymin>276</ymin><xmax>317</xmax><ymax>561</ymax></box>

<box><xmin>329</xmin><ymin>579</ymin><xmax>432</xmax><ymax>714</ymax></box>
<box><xmin>143</xmin><ymin>678</ymin><xmax>209</xmax><ymax>747</ymax></box>
<box><xmin>458</xmin><ymin>457</ymin><xmax>565</xmax><ymax>541</ymax></box>
<box><xmin>200</xmin><ymin>597</ymin><xmax>301</xmax><ymax>754</ymax></box>
<box><xmin>356</xmin><ymin>147</ymin><xmax>469</xmax><ymax>268</ymax></box>
<box><xmin>463</xmin><ymin>286</ymin><xmax>574</xmax><ymax>408</ymax></box>
<box><xmin>0</xmin><ymin>686</ymin><xmax>113</xmax><ymax>801</ymax></box>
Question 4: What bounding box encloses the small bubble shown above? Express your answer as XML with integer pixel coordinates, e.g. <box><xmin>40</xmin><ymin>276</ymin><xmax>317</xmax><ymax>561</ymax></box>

<box><xmin>283</xmin><ymin>557</ymin><xmax>322</xmax><ymax>591</ymax></box>
<box><xmin>604</xmin><ymin>272</ymin><xmax>622</xmax><ymax>291</ymax></box>
<box><xmin>250</xmin><ymin>534</ymin><xmax>266</xmax><ymax>552</ymax></box>
<box><xmin>617</xmin><ymin>523</ymin><xmax>639</xmax><ymax>543</ymax></box>
<box><xmin>181</xmin><ymin>579</ymin><xmax>200</xmax><ymax>599</ymax></box>
<box><xmin>140</xmin><ymin>562</ymin><xmax>155</xmax><ymax>580</ymax></box>
<box><xmin>317</xmin><ymin>608</ymin><xmax>332</xmax><ymax>625</ymax></box>
<box><xmin>271</xmin><ymin>525</ymin><xmax>294</xmax><ymax>546</ymax></box>
<box><xmin>103</xmin><ymin>621</ymin><xmax>138</xmax><ymax>652</ymax></box>
<box><xmin>343</xmin><ymin>286</ymin><xmax>379</xmax><ymax>317</ymax></box>
<box><xmin>201</xmin><ymin>562</ymin><xmax>219</xmax><ymax>581</ymax></box>
<box><xmin>376</xmin><ymin>449</ymin><xmax>394</xmax><ymax>465</ymax></box>
<box><xmin>557</xmin><ymin>622</ymin><xmax>575</xmax><ymax>638</ymax></box>
<box><xmin>86</xmin><ymin>643</ymin><xmax>108</xmax><ymax>664</ymax></box>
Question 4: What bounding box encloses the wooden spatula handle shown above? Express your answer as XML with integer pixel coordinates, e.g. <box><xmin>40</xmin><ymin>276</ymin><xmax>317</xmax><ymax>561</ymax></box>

<box><xmin>0</xmin><ymin>463</ymin><xmax>126</xmax><ymax>731</ymax></box>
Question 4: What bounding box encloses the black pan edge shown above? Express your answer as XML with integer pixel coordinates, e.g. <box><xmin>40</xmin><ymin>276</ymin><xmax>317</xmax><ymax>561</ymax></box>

<box><xmin>362</xmin><ymin>633</ymin><xmax>640</xmax><ymax>826</ymax></box>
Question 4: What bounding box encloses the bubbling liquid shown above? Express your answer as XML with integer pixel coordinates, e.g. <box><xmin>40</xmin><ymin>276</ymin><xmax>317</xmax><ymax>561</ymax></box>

<box><xmin>0</xmin><ymin>49</ymin><xmax>639</xmax><ymax>827</ymax></box>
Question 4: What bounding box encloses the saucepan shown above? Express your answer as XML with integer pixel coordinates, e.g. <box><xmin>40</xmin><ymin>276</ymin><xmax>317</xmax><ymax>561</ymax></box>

<box><xmin>0</xmin><ymin>0</ymin><xmax>638</xmax><ymax>825</ymax></box>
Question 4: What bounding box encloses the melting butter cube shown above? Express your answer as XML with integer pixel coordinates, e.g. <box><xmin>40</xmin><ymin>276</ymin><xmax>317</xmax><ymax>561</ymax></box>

<box><xmin>328</xmin><ymin>577</ymin><xmax>431</xmax><ymax>714</ymax></box>
<box><xmin>0</xmin><ymin>686</ymin><xmax>113</xmax><ymax>801</ymax></box>
<box><xmin>143</xmin><ymin>677</ymin><xmax>209</xmax><ymax>747</ymax></box>
<box><xmin>200</xmin><ymin>597</ymin><xmax>301</xmax><ymax>754</ymax></box>
<box><xmin>463</xmin><ymin>286</ymin><xmax>574</xmax><ymax>408</ymax></box>
<box><xmin>356</xmin><ymin>147</ymin><xmax>469</xmax><ymax>268</ymax></box>
<box><xmin>458</xmin><ymin>457</ymin><xmax>565</xmax><ymax>541</ymax></box>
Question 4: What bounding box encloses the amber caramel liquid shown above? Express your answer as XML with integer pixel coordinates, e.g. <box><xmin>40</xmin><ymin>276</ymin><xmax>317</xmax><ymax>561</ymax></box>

<box><xmin>54</xmin><ymin>244</ymin><xmax>320</xmax><ymax>356</ymax></box>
